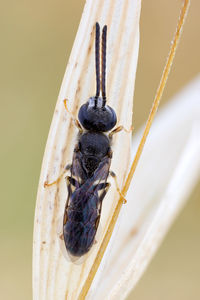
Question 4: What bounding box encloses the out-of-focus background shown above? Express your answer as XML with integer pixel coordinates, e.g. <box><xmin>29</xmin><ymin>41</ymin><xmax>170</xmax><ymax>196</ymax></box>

<box><xmin>0</xmin><ymin>1</ymin><xmax>199</xmax><ymax>299</ymax></box>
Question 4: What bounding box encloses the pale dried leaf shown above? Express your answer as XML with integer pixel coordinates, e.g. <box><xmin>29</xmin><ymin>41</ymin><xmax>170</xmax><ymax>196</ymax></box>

<box><xmin>33</xmin><ymin>0</ymin><xmax>141</xmax><ymax>299</ymax></box>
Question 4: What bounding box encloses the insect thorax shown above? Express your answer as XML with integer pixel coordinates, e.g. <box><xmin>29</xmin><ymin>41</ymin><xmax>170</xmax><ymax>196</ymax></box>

<box><xmin>79</xmin><ymin>132</ymin><xmax>111</xmax><ymax>176</ymax></box>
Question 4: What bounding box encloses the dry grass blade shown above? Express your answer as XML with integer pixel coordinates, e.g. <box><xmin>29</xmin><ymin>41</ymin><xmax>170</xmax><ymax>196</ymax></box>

<box><xmin>33</xmin><ymin>0</ymin><xmax>141</xmax><ymax>299</ymax></box>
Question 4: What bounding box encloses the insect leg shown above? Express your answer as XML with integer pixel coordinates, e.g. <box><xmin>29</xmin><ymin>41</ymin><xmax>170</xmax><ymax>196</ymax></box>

<box><xmin>94</xmin><ymin>182</ymin><xmax>110</xmax><ymax>191</ymax></box>
<box><xmin>109</xmin><ymin>171</ymin><xmax>127</xmax><ymax>203</ymax></box>
<box><xmin>65</xmin><ymin>176</ymin><xmax>80</xmax><ymax>188</ymax></box>
<box><xmin>109</xmin><ymin>125</ymin><xmax>134</xmax><ymax>138</ymax></box>
<box><xmin>63</xmin><ymin>99</ymin><xmax>83</xmax><ymax>132</ymax></box>
<box><xmin>44</xmin><ymin>164</ymin><xmax>71</xmax><ymax>188</ymax></box>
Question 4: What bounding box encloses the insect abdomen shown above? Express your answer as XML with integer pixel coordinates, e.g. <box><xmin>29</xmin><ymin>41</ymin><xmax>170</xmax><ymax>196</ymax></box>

<box><xmin>63</xmin><ymin>193</ymin><xmax>99</xmax><ymax>256</ymax></box>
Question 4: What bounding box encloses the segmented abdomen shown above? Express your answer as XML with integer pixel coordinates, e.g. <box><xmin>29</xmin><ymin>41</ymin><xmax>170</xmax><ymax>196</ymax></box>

<box><xmin>63</xmin><ymin>190</ymin><xmax>99</xmax><ymax>257</ymax></box>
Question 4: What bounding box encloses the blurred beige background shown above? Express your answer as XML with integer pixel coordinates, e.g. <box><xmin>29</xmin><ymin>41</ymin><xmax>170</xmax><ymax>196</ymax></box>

<box><xmin>0</xmin><ymin>1</ymin><xmax>199</xmax><ymax>299</ymax></box>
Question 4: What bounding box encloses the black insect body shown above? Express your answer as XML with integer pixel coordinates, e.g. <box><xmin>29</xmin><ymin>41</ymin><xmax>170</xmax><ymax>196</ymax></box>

<box><xmin>63</xmin><ymin>23</ymin><xmax>121</xmax><ymax>257</ymax></box>
<box><xmin>63</xmin><ymin>134</ymin><xmax>112</xmax><ymax>256</ymax></box>
<box><xmin>46</xmin><ymin>23</ymin><xmax>127</xmax><ymax>258</ymax></box>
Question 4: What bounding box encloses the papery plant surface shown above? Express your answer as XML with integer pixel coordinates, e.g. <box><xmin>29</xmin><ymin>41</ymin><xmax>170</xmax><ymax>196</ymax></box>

<box><xmin>32</xmin><ymin>1</ymin><xmax>197</xmax><ymax>299</ymax></box>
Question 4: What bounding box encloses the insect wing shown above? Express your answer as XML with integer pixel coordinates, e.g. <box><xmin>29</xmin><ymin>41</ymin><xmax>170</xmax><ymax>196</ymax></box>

<box><xmin>70</xmin><ymin>149</ymin><xmax>84</xmax><ymax>189</ymax></box>
<box><xmin>65</xmin><ymin>148</ymin><xmax>86</xmax><ymax>203</ymax></box>
<box><xmin>82</xmin><ymin>156</ymin><xmax>111</xmax><ymax>225</ymax></box>
<box><xmin>63</xmin><ymin>149</ymin><xmax>83</xmax><ymax>222</ymax></box>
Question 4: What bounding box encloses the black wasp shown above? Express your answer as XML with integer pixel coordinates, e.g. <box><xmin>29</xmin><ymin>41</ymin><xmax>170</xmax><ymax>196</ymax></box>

<box><xmin>45</xmin><ymin>23</ymin><xmax>130</xmax><ymax>257</ymax></box>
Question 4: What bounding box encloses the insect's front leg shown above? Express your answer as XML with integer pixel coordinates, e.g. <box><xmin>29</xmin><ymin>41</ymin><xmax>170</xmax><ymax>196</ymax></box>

<box><xmin>44</xmin><ymin>164</ymin><xmax>71</xmax><ymax>188</ymax></box>
<box><xmin>109</xmin><ymin>125</ymin><xmax>134</xmax><ymax>138</ymax></box>
<box><xmin>109</xmin><ymin>171</ymin><xmax>127</xmax><ymax>203</ymax></box>
<box><xmin>63</xmin><ymin>99</ymin><xmax>83</xmax><ymax>133</ymax></box>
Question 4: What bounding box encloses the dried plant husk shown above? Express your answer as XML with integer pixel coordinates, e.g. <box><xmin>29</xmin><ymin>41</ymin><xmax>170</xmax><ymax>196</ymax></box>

<box><xmin>33</xmin><ymin>0</ymin><xmax>141</xmax><ymax>299</ymax></box>
<box><xmin>33</xmin><ymin>1</ymin><xmax>194</xmax><ymax>299</ymax></box>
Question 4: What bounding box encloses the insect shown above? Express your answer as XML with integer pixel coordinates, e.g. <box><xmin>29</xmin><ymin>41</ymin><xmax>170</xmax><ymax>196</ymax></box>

<box><xmin>45</xmin><ymin>23</ymin><xmax>129</xmax><ymax>257</ymax></box>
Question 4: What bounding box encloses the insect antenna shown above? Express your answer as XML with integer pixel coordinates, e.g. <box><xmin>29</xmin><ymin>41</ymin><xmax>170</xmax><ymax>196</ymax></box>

<box><xmin>95</xmin><ymin>22</ymin><xmax>100</xmax><ymax>108</ymax></box>
<box><xmin>101</xmin><ymin>25</ymin><xmax>107</xmax><ymax>107</ymax></box>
